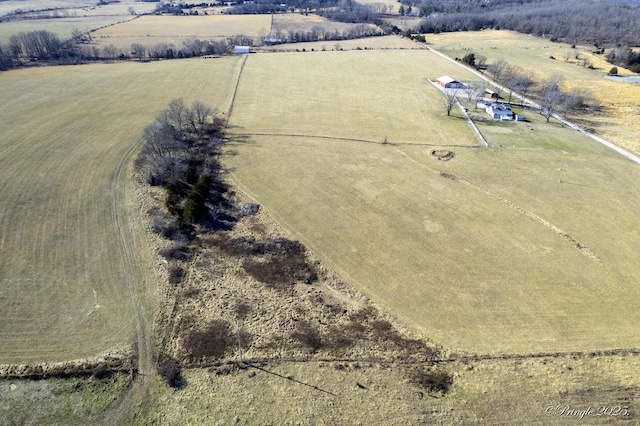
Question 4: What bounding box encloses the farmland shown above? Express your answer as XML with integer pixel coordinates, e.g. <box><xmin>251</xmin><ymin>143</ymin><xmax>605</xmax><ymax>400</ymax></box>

<box><xmin>0</xmin><ymin>56</ymin><xmax>244</xmax><ymax>364</ymax></box>
<box><xmin>226</xmin><ymin>49</ymin><xmax>640</xmax><ymax>354</ymax></box>
<box><xmin>425</xmin><ymin>30</ymin><xmax>640</xmax><ymax>155</ymax></box>
<box><xmin>0</xmin><ymin>0</ymin><xmax>155</xmax><ymax>45</ymax></box>
<box><xmin>1</xmin><ymin>9</ymin><xmax>640</xmax><ymax>423</ymax></box>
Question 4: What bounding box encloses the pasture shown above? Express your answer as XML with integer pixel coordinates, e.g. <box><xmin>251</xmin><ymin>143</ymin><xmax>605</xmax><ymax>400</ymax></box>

<box><xmin>0</xmin><ymin>56</ymin><xmax>243</xmax><ymax>363</ymax></box>
<box><xmin>259</xmin><ymin>34</ymin><xmax>422</xmax><ymax>52</ymax></box>
<box><xmin>425</xmin><ymin>30</ymin><xmax>640</xmax><ymax>155</ymax></box>
<box><xmin>92</xmin><ymin>14</ymin><xmax>272</xmax><ymax>51</ymax></box>
<box><xmin>0</xmin><ymin>0</ymin><xmax>154</xmax><ymax>44</ymax></box>
<box><xmin>0</xmin><ymin>16</ymin><xmax>132</xmax><ymax>44</ymax></box>
<box><xmin>226</xmin><ymin>49</ymin><xmax>640</xmax><ymax>354</ymax></box>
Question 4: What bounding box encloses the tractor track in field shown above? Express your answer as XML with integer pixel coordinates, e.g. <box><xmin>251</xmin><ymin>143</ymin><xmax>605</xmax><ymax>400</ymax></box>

<box><xmin>394</xmin><ymin>147</ymin><xmax>602</xmax><ymax>264</ymax></box>
<box><xmin>98</xmin><ymin>138</ymin><xmax>154</xmax><ymax>425</ymax></box>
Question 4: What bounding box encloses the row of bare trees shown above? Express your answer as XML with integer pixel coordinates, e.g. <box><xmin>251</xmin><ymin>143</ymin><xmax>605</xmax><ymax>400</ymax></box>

<box><xmin>486</xmin><ymin>58</ymin><xmax>598</xmax><ymax>121</ymax></box>
<box><xmin>442</xmin><ymin>57</ymin><xmax>599</xmax><ymax>122</ymax></box>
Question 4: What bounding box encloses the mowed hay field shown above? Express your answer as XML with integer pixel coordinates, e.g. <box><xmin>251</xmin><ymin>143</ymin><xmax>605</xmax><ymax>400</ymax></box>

<box><xmin>92</xmin><ymin>15</ymin><xmax>272</xmax><ymax>51</ymax></box>
<box><xmin>259</xmin><ymin>34</ymin><xmax>423</xmax><ymax>52</ymax></box>
<box><xmin>226</xmin><ymin>49</ymin><xmax>640</xmax><ymax>354</ymax></box>
<box><xmin>425</xmin><ymin>30</ymin><xmax>640</xmax><ymax>156</ymax></box>
<box><xmin>230</xmin><ymin>50</ymin><xmax>476</xmax><ymax>142</ymax></box>
<box><xmin>0</xmin><ymin>56</ymin><xmax>243</xmax><ymax>363</ymax></box>
<box><xmin>0</xmin><ymin>16</ymin><xmax>133</xmax><ymax>45</ymax></box>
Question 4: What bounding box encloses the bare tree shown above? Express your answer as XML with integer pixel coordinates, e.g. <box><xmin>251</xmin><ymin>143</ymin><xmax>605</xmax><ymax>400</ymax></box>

<box><xmin>131</xmin><ymin>43</ymin><xmax>146</xmax><ymax>61</ymax></box>
<box><xmin>103</xmin><ymin>44</ymin><xmax>118</xmax><ymax>59</ymax></box>
<box><xmin>487</xmin><ymin>57</ymin><xmax>508</xmax><ymax>84</ymax></box>
<box><xmin>563</xmin><ymin>87</ymin><xmax>597</xmax><ymax>113</ymax></box>
<box><xmin>539</xmin><ymin>74</ymin><xmax>565</xmax><ymax>122</ymax></box>
<box><xmin>442</xmin><ymin>88</ymin><xmax>460</xmax><ymax>116</ymax></box>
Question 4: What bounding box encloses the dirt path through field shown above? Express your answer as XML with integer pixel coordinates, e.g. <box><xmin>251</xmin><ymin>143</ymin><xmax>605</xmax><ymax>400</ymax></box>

<box><xmin>94</xmin><ymin>139</ymin><xmax>157</xmax><ymax>425</ymax></box>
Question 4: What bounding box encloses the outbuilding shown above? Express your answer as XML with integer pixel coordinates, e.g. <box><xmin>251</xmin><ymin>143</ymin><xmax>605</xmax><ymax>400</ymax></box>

<box><xmin>436</xmin><ymin>76</ymin><xmax>465</xmax><ymax>89</ymax></box>
<box><xmin>234</xmin><ymin>46</ymin><xmax>250</xmax><ymax>54</ymax></box>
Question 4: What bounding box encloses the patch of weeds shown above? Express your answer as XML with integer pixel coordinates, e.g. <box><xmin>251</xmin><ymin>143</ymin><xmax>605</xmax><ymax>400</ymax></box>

<box><xmin>168</xmin><ymin>265</ymin><xmax>185</xmax><ymax>285</ymax></box>
<box><xmin>180</xmin><ymin>286</ymin><xmax>200</xmax><ymax>299</ymax></box>
<box><xmin>233</xmin><ymin>301</ymin><xmax>252</xmax><ymax>320</ymax></box>
<box><xmin>184</xmin><ymin>319</ymin><xmax>236</xmax><ymax>361</ymax></box>
<box><xmin>291</xmin><ymin>321</ymin><xmax>322</xmax><ymax>353</ymax></box>
<box><xmin>406</xmin><ymin>366</ymin><xmax>452</xmax><ymax>394</ymax></box>
<box><xmin>159</xmin><ymin>240</ymin><xmax>191</xmax><ymax>261</ymax></box>
<box><xmin>157</xmin><ymin>359</ymin><xmax>184</xmax><ymax>389</ymax></box>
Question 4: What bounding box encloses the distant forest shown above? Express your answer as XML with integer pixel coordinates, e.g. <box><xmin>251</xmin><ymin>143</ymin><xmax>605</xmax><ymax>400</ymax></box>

<box><xmin>408</xmin><ymin>0</ymin><xmax>640</xmax><ymax>47</ymax></box>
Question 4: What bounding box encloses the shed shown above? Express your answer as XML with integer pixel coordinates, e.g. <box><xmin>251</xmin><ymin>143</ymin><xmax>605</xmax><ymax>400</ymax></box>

<box><xmin>234</xmin><ymin>46</ymin><xmax>250</xmax><ymax>54</ymax></box>
<box><xmin>436</xmin><ymin>76</ymin><xmax>465</xmax><ymax>89</ymax></box>
<box><xmin>485</xmin><ymin>89</ymin><xmax>500</xmax><ymax>99</ymax></box>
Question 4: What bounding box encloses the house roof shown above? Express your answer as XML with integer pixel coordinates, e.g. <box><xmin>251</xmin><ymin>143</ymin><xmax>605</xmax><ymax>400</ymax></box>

<box><xmin>489</xmin><ymin>104</ymin><xmax>511</xmax><ymax>112</ymax></box>
<box><xmin>437</xmin><ymin>75</ymin><xmax>460</xmax><ymax>84</ymax></box>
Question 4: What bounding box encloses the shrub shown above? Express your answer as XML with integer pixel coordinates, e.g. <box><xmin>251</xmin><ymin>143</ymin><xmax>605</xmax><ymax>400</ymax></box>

<box><xmin>609</xmin><ymin>66</ymin><xmax>618</xmax><ymax>75</ymax></box>
<box><xmin>291</xmin><ymin>322</ymin><xmax>322</xmax><ymax>353</ymax></box>
<box><xmin>157</xmin><ymin>361</ymin><xmax>183</xmax><ymax>388</ymax></box>
<box><xmin>184</xmin><ymin>319</ymin><xmax>234</xmax><ymax>360</ymax></box>
<box><xmin>406</xmin><ymin>367</ymin><xmax>452</xmax><ymax>394</ymax></box>
<box><xmin>159</xmin><ymin>242</ymin><xmax>190</xmax><ymax>261</ymax></box>
<box><xmin>153</xmin><ymin>213</ymin><xmax>181</xmax><ymax>240</ymax></box>
<box><xmin>91</xmin><ymin>364</ymin><xmax>109</xmax><ymax>379</ymax></box>
<box><xmin>168</xmin><ymin>265</ymin><xmax>185</xmax><ymax>285</ymax></box>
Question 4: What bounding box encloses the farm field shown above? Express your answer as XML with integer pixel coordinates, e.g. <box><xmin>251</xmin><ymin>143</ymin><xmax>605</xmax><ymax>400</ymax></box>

<box><xmin>0</xmin><ymin>16</ymin><xmax>133</xmax><ymax>44</ymax></box>
<box><xmin>425</xmin><ymin>30</ymin><xmax>640</xmax><ymax>156</ymax></box>
<box><xmin>0</xmin><ymin>0</ymin><xmax>93</xmax><ymax>16</ymax></box>
<box><xmin>226</xmin><ymin>49</ymin><xmax>640</xmax><ymax>354</ymax></box>
<box><xmin>91</xmin><ymin>14</ymin><xmax>272</xmax><ymax>52</ymax></box>
<box><xmin>259</xmin><ymin>34</ymin><xmax>422</xmax><ymax>52</ymax></box>
<box><xmin>0</xmin><ymin>56</ymin><xmax>244</xmax><ymax>364</ymax></box>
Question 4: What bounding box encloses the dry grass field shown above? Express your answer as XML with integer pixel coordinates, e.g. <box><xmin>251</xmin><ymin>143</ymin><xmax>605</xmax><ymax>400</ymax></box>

<box><xmin>0</xmin><ymin>16</ymin><xmax>133</xmax><ymax>44</ymax></box>
<box><xmin>226</xmin><ymin>49</ymin><xmax>640</xmax><ymax>354</ymax></box>
<box><xmin>259</xmin><ymin>34</ymin><xmax>422</xmax><ymax>52</ymax></box>
<box><xmin>0</xmin><ymin>56</ymin><xmax>243</xmax><ymax>364</ymax></box>
<box><xmin>424</xmin><ymin>30</ymin><xmax>640</xmax><ymax>156</ymax></box>
<box><xmin>229</xmin><ymin>50</ymin><xmax>475</xmax><ymax>142</ymax></box>
<box><xmin>91</xmin><ymin>14</ymin><xmax>272</xmax><ymax>51</ymax></box>
<box><xmin>134</xmin><ymin>353</ymin><xmax>640</xmax><ymax>425</ymax></box>
<box><xmin>271</xmin><ymin>13</ymin><xmax>377</xmax><ymax>37</ymax></box>
<box><xmin>2</xmin><ymin>23</ymin><xmax>640</xmax><ymax>423</ymax></box>
<box><xmin>0</xmin><ymin>0</ymin><xmax>155</xmax><ymax>44</ymax></box>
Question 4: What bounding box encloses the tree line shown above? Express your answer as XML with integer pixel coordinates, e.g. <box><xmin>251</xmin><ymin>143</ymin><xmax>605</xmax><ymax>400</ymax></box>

<box><xmin>225</xmin><ymin>0</ymin><xmax>380</xmax><ymax>24</ymax></box>
<box><xmin>407</xmin><ymin>0</ymin><xmax>640</xmax><ymax>49</ymax></box>
<box><xmin>0</xmin><ymin>22</ymin><xmax>383</xmax><ymax>71</ymax></box>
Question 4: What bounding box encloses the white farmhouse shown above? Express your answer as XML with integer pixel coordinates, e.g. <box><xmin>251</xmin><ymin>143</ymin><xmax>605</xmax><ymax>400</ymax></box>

<box><xmin>486</xmin><ymin>103</ymin><xmax>514</xmax><ymax>120</ymax></box>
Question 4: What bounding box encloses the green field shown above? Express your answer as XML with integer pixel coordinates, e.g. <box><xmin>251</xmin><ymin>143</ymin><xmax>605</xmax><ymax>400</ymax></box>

<box><xmin>0</xmin><ymin>56</ymin><xmax>243</xmax><ymax>363</ymax></box>
<box><xmin>226</xmin><ymin>49</ymin><xmax>640</xmax><ymax>354</ymax></box>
